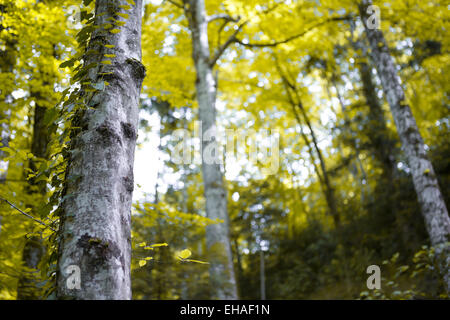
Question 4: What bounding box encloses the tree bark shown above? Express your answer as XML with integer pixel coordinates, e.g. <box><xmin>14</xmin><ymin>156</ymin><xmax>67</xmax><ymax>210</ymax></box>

<box><xmin>56</xmin><ymin>0</ymin><xmax>145</xmax><ymax>300</ymax></box>
<box><xmin>360</xmin><ymin>0</ymin><xmax>450</xmax><ymax>290</ymax></box>
<box><xmin>184</xmin><ymin>0</ymin><xmax>238</xmax><ymax>299</ymax></box>
<box><xmin>353</xmin><ymin>40</ymin><xmax>397</xmax><ymax>178</ymax></box>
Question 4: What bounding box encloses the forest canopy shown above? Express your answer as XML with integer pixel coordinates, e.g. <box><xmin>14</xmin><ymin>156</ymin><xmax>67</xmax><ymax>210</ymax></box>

<box><xmin>0</xmin><ymin>0</ymin><xmax>449</xmax><ymax>300</ymax></box>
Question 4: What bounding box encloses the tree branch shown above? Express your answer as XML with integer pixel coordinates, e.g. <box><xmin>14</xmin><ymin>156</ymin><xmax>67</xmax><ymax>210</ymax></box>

<box><xmin>165</xmin><ymin>0</ymin><xmax>184</xmax><ymax>9</ymax></box>
<box><xmin>210</xmin><ymin>22</ymin><xmax>247</xmax><ymax>67</ymax></box>
<box><xmin>0</xmin><ymin>197</ymin><xmax>56</xmax><ymax>231</ymax></box>
<box><xmin>207</xmin><ymin>14</ymin><xmax>240</xmax><ymax>24</ymax></box>
<box><xmin>234</xmin><ymin>15</ymin><xmax>354</xmax><ymax>48</ymax></box>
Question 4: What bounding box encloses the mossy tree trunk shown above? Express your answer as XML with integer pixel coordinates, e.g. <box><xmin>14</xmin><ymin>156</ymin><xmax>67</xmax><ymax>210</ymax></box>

<box><xmin>56</xmin><ymin>0</ymin><xmax>145</xmax><ymax>300</ymax></box>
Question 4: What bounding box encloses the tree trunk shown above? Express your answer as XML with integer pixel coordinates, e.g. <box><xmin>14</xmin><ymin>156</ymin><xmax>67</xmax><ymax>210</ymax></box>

<box><xmin>260</xmin><ymin>248</ymin><xmax>265</xmax><ymax>300</ymax></box>
<box><xmin>277</xmin><ymin>63</ymin><xmax>340</xmax><ymax>227</ymax></box>
<box><xmin>353</xmin><ymin>40</ymin><xmax>397</xmax><ymax>178</ymax></box>
<box><xmin>184</xmin><ymin>0</ymin><xmax>238</xmax><ymax>299</ymax></box>
<box><xmin>360</xmin><ymin>0</ymin><xmax>450</xmax><ymax>290</ymax></box>
<box><xmin>56</xmin><ymin>0</ymin><xmax>145</xmax><ymax>300</ymax></box>
<box><xmin>0</xmin><ymin>2</ymin><xmax>15</xmax><ymax>185</ymax></box>
<box><xmin>0</xmin><ymin>109</ymin><xmax>10</xmax><ymax>184</ymax></box>
<box><xmin>298</xmin><ymin>102</ymin><xmax>340</xmax><ymax>223</ymax></box>
<box><xmin>17</xmin><ymin>103</ymin><xmax>49</xmax><ymax>300</ymax></box>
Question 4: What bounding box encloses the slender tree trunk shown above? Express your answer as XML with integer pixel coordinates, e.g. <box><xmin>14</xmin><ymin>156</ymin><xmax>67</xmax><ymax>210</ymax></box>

<box><xmin>17</xmin><ymin>101</ymin><xmax>49</xmax><ymax>300</ymax></box>
<box><xmin>298</xmin><ymin>101</ymin><xmax>342</xmax><ymax>224</ymax></box>
<box><xmin>298</xmin><ymin>103</ymin><xmax>340</xmax><ymax>227</ymax></box>
<box><xmin>260</xmin><ymin>248</ymin><xmax>265</xmax><ymax>300</ymax></box>
<box><xmin>353</xmin><ymin>41</ymin><xmax>397</xmax><ymax>178</ymax></box>
<box><xmin>56</xmin><ymin>0</ymin><xmax>145</xmax><ymax>300</ymax></box>
<box><xmin>360</xmin><ymin>0</ymin><xmax>450</xmax><ymax>290</ymax></box>
<box><xmin>0</xmin><ymin>109</ymin><xmax>10</xmax><ymax>184</ymax></box>
<box><xmin>0</xmin><ymin>3</ymin><xmax>15</xmax><ymax>184</ymax></box>
<box><xmin>277</xmin><ymin>64</ymin><xmax>340</xmax><ymax>227</ymax></box>
<box><xmin>184</xmin><ymin>0</ymin><xmax>238</xmax><ymax>299</ymax></box>
<box><xmin>331</xmin><ymin>74</ymin><xmax>374</xmax><ymax>203</ymax></box>
<box><xmin>180</xmin><ymin>136</ymin><xmax>189</xmax><ymax>300</ymax></box>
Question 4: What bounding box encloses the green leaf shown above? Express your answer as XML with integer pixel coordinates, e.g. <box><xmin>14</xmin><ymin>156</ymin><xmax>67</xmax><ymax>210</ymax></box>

<box><xmin>116</xmin><ymin>13</ymin><xmax>129</xmax><ymax>20</ymax></box>
<box><xmin>59</xmin><ymin>59</ymin><xmax>76</xmax><ymax>69</ymax></box>
<box><xmin>150</xmin><ymin>243</ymin><xmax>168</xmax><ymax>247</ymax></box>
<box><xmin>178</xmin><ymin>249</ymin><xmax>192</xmax><ymax>259</ymax></box>
<box><xmin>138</xmin><ymin>260</ymin><xmax>147</xmax><ymax>267</ymax></box>
<box><xmin>185</xmin><ymin>259</ymin><xmax>209</xmax><ymax>265</ymax></box>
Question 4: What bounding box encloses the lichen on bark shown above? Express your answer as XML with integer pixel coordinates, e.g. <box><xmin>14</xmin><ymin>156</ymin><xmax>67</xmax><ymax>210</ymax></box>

<box><xmin>56</xmin><ymin>0</ymin><xmax>145</xmax><ymax>300</ymax></box>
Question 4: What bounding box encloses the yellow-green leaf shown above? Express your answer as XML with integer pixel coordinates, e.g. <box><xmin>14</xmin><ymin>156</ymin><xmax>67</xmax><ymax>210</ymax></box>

<box><xmin>185</xmin><ymin>259</ymin><xmax>209</xmax><ymax>265</ymax></box>
<box><xmin>178</xmin><ymin>249</ymin><xmax>192</xmax><ymax>260</ymax></box>
<box><xmin>151</xmin><ymin>243</ymin><xmax>168</xmax><ymax>247</ymax></box>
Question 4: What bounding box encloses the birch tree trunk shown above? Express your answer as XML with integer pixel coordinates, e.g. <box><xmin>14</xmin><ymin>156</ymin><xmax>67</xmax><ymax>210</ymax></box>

<box><xmin>359</xmin><ymin>0</ymin><xmax>450</xmax><ymax>290</ymax></box>
<box><xmin>184</xmin><ymin>0</ymin><xmax>238</xmax><ymax>300</ymax></box>
<box><xmin>56</xmin><ymin>0</ymin><xmax>145</xmax><ymax>300</ymax></box>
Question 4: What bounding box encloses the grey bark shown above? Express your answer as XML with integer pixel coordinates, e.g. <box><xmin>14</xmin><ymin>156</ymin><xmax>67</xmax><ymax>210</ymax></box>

<box><xmin>183</xmin><ymin>0</ymin><xmax>238</xmax><ymax>299</ymax></box>
<box><xmin>56</xmin><ymin>0</ymin><xmax>145</xmax><ymax>300</ymax></box>
<box><xmin>360</xmin><ymin>0</ymin><xmax>450</xmax><ymax>290</ymax></box>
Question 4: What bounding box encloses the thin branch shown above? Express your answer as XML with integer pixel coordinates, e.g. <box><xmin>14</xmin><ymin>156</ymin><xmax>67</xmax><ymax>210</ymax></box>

<box><xmin>207</xmin><ymin>14</ymin><xmax>240</xmax><ymax>24</ymax></box>
<box><xmin>234</xmin><ymin>15</ymin><xmax>353</xmax><ymax>48</ymax></box>
<box><xmin>0</xmin><ymin>179</ymin><xmax>28</xmax><ymax>183</ymax></box>
<box><xmin>165</xmin><ymin>0</ymin><xmax>184</xmax><ymax>9</ymax></box>
<box><xmin>210</xmin><ymin>22</ymin><xmax>247</xmax><ymax>67</ymax></box>
<box><xmin>0</xmin><ymin>197</ymin><xmax>56</xmax><ymax>231</ymax></box>
<box><xmin>216</xmin><ymin>19</ymin><xmax>231</xmax><ymax>50</ymax></box>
